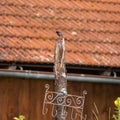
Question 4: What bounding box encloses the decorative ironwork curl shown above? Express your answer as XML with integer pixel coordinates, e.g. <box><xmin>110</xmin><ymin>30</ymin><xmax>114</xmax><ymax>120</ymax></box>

<box><xmin>42</xmin><ymin>84</ymin><xmax>87</xmax><ymax>120</ymax></box>
<box><xmin>76</xmin><ymin>97</ymin><xmax>82</xmax><ymax>106</ymax></box>
<box><xmin>46</xmin><ymin>92</ymin><xmax>54</xmax><ymax>102</ymax></box>
<box><xmin>83</xmin><ymin>90</ymin><xmax>87</xmax><ymax>96</ymax></box>
<box><xmin>45</xmin><ymin>84</ymin><xmax>50</xmax><ymax>92</ymax></box>
<box><xmin>56</xmin><ymin>95</ymin><xmax>65</xmax><ymax>104</ymax></box>
<box><xmin>66</xmin><ymin>96</ymin><xmax>72</xmax><ymax>106</ymax></box>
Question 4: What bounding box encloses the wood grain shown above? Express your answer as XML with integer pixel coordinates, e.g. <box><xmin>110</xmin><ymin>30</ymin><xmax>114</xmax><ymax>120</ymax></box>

<box><xmin>0</xmin><ymin>77</ymin><xmax>119</xmax><ymax>120</ymax></box>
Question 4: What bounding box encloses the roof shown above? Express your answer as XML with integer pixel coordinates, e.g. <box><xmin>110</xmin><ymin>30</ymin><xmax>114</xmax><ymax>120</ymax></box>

<box><xmin>0</xmin><ymin>0</ymin><xmax>120</xmax><ymax>67</ymax></box>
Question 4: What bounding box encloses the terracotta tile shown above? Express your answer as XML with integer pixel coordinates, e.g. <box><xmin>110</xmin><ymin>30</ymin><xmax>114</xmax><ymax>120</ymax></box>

<box><xmin>0</xmin><ymin>0</ymin><xmax>120</xmax><ymax>67</ymax></box>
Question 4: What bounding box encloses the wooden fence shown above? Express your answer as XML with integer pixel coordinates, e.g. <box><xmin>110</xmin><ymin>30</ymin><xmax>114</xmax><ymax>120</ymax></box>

<box><xmin>0</xmin><ymin>77</ymin><xmax>119</xmax><ymax>120</ymax></box>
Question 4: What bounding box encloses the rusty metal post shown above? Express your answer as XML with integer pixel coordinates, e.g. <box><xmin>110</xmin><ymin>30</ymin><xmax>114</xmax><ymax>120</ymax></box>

<box><xmin>54</xmin><ymin>31</ymin><xmax>67</xmax><ymax>120</ymax></box>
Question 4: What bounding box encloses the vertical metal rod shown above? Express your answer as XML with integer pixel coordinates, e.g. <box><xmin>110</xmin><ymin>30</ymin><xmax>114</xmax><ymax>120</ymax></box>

<box><xmin>54</xmin><ymin>31</ymin><xmax>67</xmax><ymax>120</ymax></box>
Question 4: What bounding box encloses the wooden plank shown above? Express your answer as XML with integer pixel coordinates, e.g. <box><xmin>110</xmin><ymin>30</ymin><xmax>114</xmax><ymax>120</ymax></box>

<box><xmin>0</xmin><ymin>78</ymin><xmax>120</xmax><ymax>120</ymax></box>
<box><xmin>18</xmin><ymin>79</ymin><xmax>29</xmax><ymax>120</ymax></box>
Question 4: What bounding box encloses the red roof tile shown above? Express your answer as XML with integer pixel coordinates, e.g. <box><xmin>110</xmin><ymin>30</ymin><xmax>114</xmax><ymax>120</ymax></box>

<box><xmin>0</xmin><ymin>0</ymin><xmax>120</xmax><ymax>67</ymax></box>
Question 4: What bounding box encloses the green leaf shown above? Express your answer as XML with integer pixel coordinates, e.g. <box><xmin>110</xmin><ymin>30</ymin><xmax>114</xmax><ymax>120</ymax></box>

<box><xmin>19</xmin><ymin>115</ymin><xmax>25</xmax><ymax>120</ymax></box>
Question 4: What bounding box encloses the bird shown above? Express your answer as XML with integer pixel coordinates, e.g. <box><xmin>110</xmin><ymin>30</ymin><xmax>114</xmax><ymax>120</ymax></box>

<box><xmin>102</xmin><ymin>68</ymin><xmax>111</xmax><ymax>76</ymax></box>
<box><xmin>56</xmin><ymin>31</ymin><xmax>63</xmax><ymax>37</ymax></box>
<box><xmin>8</xmin><ymin>63</ymin><xmax>17</xmax><ymax>70</ymax></box>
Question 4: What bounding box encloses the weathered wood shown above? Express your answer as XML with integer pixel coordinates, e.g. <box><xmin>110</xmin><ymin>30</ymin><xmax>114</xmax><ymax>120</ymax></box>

<box><xmin>54</xmin><ymin>33</ymin><xmax>67</xmax><ymax>120</ymax></box>
<box><xmin>0</xmin><ymin>78</ymin><xmax>120</xmax><ymax>120</ymax></box>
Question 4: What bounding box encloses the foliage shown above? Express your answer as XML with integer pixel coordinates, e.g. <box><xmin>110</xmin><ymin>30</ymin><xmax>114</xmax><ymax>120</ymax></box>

<box><xmin>92</xmin><ymin>102</ymin><xmax>101</xmax><ymax>120</ymax></box>
<box><xmin>113</xmin><ymin>97</ymin><xmax>120</xmax><ymax>120</ymax></box>
<box><xmin>12</xmin><ymin>98</ymin><xmax>120</xmax><ymax>120</ymax></box>
<box><xmin>13</xmin><ymin>115</ymin><xmax>25</xmax><ymax>120</ymax></box>
<box><xmin>92</xmin><ymin>102</ymin><xmax>111</xmax><ymax>120</ymax></box>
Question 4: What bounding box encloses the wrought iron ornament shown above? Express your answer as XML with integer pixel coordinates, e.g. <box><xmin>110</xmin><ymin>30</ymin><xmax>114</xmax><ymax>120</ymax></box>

<box><xmin>42</xmin><ymin>84</ymin><xmax>87</xmax><ymax>120</ymax></box>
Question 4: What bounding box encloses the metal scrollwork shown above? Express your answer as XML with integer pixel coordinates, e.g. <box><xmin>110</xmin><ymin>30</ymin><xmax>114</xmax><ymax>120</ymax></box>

<box><xmin>42</xmin><ymin>84</ymin><xmax>87</xmax><ymax>120</ymax></box>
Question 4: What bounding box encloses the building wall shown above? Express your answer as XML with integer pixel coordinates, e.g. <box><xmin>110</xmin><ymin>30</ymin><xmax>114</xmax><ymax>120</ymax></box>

<box><xmin>0</xmin><ymin>77</ymin><xmax>119</xmax><ymax>120</ymax></box>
